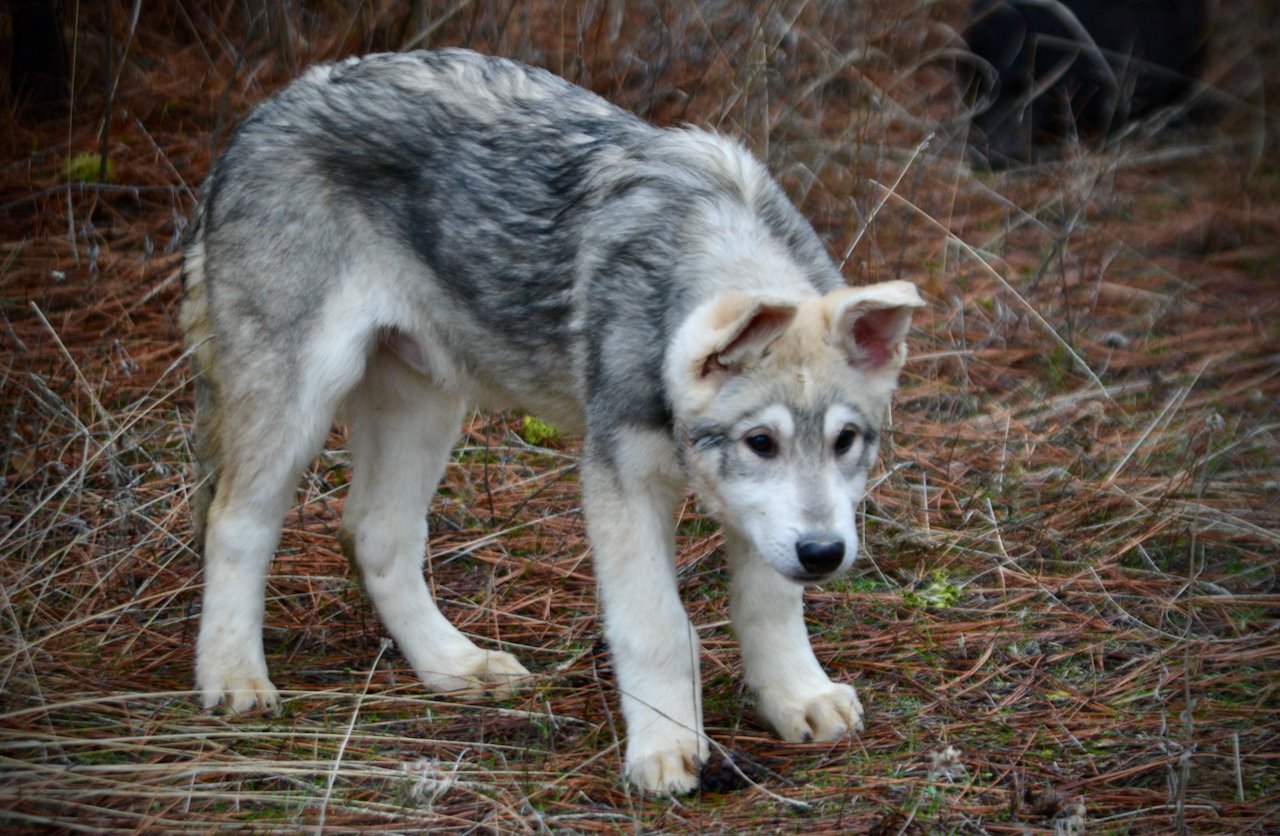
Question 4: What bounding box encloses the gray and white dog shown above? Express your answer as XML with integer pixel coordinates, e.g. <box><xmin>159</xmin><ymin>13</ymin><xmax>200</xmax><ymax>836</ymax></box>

<box><xmin>183</xmin><ymin>48</ymin><xmax>923</xmax><ymax>794</ymax></box>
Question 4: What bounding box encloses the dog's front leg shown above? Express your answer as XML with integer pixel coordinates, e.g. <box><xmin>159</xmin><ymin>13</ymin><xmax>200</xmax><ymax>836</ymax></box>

<box><xmin>727</xmin><ymin>531</ymin><xmax>864</xmax><ymax>743</ymax></box>
<box><xmin>581</xmin><ymin>443</ymin><xmax>705</xmax><ymax>795</ymax></box>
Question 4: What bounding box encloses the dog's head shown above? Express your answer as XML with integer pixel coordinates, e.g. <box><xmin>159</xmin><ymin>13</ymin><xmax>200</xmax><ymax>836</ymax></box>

<box><xmin>666</xmin><ymin>280</ymin><xmax>924</xmax><ymax>582</ymax></box>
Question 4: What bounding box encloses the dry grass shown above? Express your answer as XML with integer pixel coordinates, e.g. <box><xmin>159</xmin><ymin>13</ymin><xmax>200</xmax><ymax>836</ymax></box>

<box><xmin>2</xmin><ymin>1</ymin><xmax>1278</xmax><ymax>832</ymax></box>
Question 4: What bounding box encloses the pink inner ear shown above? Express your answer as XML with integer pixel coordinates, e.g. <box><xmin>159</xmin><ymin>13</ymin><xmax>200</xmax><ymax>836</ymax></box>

<box><xmin>851</xmin><ymin>307</ymin><xmax>898</xmax><ymax>368</ymax></box>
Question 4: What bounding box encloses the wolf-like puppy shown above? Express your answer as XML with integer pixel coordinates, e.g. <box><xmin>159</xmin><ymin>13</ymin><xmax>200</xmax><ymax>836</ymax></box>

<box><xmin>183</xmin><ymin>48</ymin><xmax>923</xmax><ymax>794</ymax></box>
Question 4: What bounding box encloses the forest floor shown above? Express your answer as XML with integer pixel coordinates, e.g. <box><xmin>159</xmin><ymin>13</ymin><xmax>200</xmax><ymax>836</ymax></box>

<box><xmin>1</xmin><ymin>1</ymin><xmax>1277</xmax><ymax>832</ymax></box>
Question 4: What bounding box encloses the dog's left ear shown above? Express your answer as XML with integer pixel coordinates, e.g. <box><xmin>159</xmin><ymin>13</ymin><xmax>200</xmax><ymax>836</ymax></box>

<box><xmin>829</xmin><ymin>280</ymin><xmax>925</xmax><ymax>375</ymax></box>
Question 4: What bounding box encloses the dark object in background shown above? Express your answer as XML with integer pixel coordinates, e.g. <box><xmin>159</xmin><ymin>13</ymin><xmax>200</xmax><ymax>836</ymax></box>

<box><xmin>963</xmin><ymin>0</ymin><xmax>1209</xmax><ymax>165</ymax></box>
<box><xmin>8</xmin><ymin>0</ymin><xmax>70</xmax><ymax>110</ymax></box>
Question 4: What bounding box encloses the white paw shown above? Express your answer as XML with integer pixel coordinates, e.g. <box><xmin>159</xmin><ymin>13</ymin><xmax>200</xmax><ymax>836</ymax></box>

<box><xmin>759</xmin><ymin>681</ymin><xmax>864</xmax><ymax>743</ymax></box>
<box><xmin>471</xmin><ymin>649</ymin><xmax>532</xmax><ymax>696</ymax></box>
<box><xmin>627</xmin><ymin>741</ymin><xmax>702</xmax><ymax>795</ymax></box>
<box><xmin>417</xmin><ymin>649</ymin><xmax>531</xmax><ymax>697</ymax></box>
<box><xmin>198</xmin><ymin>668</ymin><xmax>280</xmax><ymax>714</ymax></box>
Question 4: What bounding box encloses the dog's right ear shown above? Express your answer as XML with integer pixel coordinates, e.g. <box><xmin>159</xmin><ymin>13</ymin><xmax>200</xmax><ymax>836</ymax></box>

<box><xmin>698</xmin><ymin>294</ymin><xmax>798</xmax><ymax>378</ymax></box>
<box><xmin>666</xmin><ymin>294</ymin><xmax>798</xmax><ymax>409</ymax></box>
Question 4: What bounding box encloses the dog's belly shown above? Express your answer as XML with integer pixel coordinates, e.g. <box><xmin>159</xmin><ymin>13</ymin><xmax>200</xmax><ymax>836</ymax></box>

<box><xmin>384</xmin><ymin>327</ymin><xmax>585</xmax><ymax>433</ymax></box>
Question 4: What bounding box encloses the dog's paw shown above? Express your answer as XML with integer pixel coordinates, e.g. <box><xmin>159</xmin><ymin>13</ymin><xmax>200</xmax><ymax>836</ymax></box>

<box><xmin>199</xmin><ymin>671</ymin><xmax>280</xmax><ymax>715</ymax></box>
<box><xmin>627</xmin><ymin>743</ymin><xmax>702</xmax><ymax>795</ymax></box>
<box><xmin>760</xmin><ymin>681</ymin><xmax>863</xmax><ymax>743</ymax></box>
<box><xmin>472</xmin><ymin>649</ymin><xmax>532</xmax><ymax>696</ymax></box>
<box><xmin>419</xmin><ymin>649</ymin><xmax>531</xmax><ymax>697</ymax></box>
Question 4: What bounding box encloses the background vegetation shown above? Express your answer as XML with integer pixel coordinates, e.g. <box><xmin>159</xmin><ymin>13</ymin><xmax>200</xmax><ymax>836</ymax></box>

<box><xmin>1</xmin><ymin>1</ymin><xmax>1276</xmax><ymax>831</ymax></box>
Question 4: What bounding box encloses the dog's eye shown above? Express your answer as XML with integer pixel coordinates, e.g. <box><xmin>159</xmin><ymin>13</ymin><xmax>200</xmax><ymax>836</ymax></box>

<box><xmin>834</xmin><ymin>427</ymin><xmax>859</xmax><ymax>456</ymax></box>
<box><xmin>745</xmin><ymin>433</ymin><xmax>777</xmax><ymax>458</ymax></box>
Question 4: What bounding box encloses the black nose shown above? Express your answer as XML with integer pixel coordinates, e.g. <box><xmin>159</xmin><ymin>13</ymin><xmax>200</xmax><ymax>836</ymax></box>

<box><xmin>795</xmin><ymin>539</ymin><xmax>845</xmax><ymax>574</ymax></box>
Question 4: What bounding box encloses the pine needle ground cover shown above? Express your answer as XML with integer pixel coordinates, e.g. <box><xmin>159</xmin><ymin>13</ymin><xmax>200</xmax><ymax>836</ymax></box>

<box><xmin>2</xmin><ymin>2</ymin><xmax>1276</xmax><ymax>832</ymax></box>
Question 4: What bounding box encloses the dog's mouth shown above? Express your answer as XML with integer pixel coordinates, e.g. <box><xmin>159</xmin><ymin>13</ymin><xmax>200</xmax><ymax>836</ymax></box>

<box><xmin>782</xmin><ymin>568</ymin><xmax>839</xmax><ymax>584</ymax></box>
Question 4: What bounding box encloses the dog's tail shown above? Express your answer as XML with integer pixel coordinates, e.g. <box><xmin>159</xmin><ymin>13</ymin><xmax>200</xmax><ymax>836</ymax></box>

<box><xmin>180</xmin><ymin>210</ymin><xmax>220</xmax><ymax>555</ymax></box>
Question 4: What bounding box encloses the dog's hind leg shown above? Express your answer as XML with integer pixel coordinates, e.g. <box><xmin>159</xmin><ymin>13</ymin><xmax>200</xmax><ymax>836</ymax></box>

<box><xmin>339</xmin><ymin>349</ymin><xmax>530</xmax><ymax>694</ymax></box>
<box><xmin>196</xmin><ymin>366</ymin><xmax>345</xmax><ymax>713</ymax></box>
<box><xmin>197</xmin><ymin>458</ymin><xmax>300</xmax><ymax>713</ymax></box>
<box><xmin>195</xmin><ymin>284</ymin><xmax>380</xmax><ymax>713</ymax></box>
